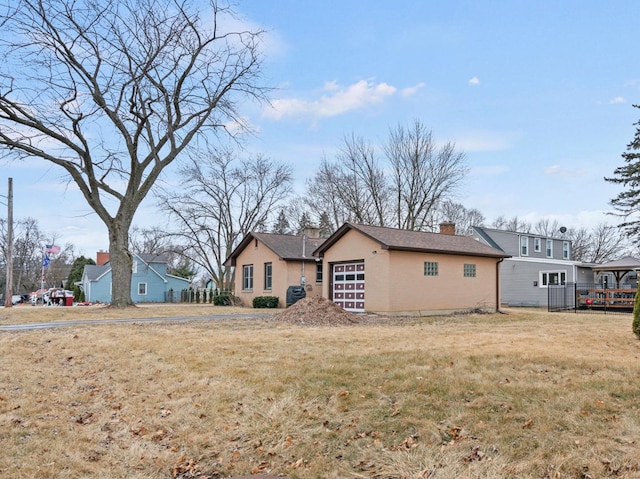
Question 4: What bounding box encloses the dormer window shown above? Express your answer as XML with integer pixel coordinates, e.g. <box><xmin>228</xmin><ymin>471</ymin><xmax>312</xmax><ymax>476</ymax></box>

<box><xmin>520</xmin><ymin>236</ymin><xmax>529</xmax><ymax>256</ymax></box>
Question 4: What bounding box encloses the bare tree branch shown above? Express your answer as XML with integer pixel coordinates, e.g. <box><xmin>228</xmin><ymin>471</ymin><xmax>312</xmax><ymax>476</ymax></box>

<box><xmin>0</xmin><ymin>0</ymin><xmax>267</xmax><ymax>305</ymax></box>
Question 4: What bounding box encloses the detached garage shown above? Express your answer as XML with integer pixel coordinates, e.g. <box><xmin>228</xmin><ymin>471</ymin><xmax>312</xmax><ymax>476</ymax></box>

<box><xmin>314</xmin><ymin>222</ymin><xmax>510</xmax><ymax>315</ymax></box>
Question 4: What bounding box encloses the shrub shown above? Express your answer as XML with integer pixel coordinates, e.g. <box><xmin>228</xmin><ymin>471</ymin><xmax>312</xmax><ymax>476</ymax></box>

<box><xmin>214</xmin><ymin>292</ymin><xmax>233</xmax><ymax>306</ymax></box>
<box><xmin>253</xmin><ymin>296</ymin><xmax>279</xmax><ymax>308</ymax></box>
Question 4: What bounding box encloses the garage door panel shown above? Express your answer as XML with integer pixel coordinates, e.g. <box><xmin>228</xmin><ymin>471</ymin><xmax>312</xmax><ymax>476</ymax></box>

<box><xmin>332</xmin><ymin>262</ymin><xmax>365</xmax><ymax>313</ymax></box>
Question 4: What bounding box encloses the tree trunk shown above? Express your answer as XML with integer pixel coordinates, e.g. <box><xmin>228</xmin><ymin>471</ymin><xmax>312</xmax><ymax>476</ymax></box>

<box><xmin>108</xmin><ymin>220</ymin><xmax>134</xmax><ymax>308</ymax></box>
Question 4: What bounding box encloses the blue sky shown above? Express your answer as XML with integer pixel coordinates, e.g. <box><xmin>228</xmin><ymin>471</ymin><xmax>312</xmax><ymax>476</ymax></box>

<box><xmin>2</xmin><ymin>0</ymin><xmax>639</xmax><ymax>256</ymax></box>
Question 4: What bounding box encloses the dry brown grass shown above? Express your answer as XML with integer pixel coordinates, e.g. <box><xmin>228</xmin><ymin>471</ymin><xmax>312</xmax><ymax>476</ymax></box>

<box><xmin>1</xmin><ymin>307</ymin><xmax>640</xmax><ymax>478</ymax></box>
<box><xmin>0</xmin><ymin>303</ymin><xmax>257</xmax><ymax>324</ymax></box>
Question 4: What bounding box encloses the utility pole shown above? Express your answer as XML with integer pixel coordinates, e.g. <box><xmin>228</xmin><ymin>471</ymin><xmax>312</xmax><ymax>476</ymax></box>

<box><xmin>3</xmin><ymin>178</ymin><xmax>13</xmax><ymax>308</ymax></box>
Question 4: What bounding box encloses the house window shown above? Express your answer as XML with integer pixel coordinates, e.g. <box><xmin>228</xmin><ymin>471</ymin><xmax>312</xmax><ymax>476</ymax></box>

<box><xmin>546</xmin><ymin>239</ymin><xmax>553</xmax><ymax>258</ymax></box>
<box><xmin>534</xmin><ymin>238</ymin><xmax>541</xmax><ymax>253</ymax></box>
<box><xmin>540</xmin><ymin>270</ymin><xmax>566</xmax><ymax>287</ymax></box>
<box><xmin>563</xmin><ymin>241</ymin><xmax>570</xmax><ymax>260</ymax></box>
<box><xmin>520</xmin><ymin>236</ymin><xmax>529</xmax><ymax>256</ymax></box>
<box><xmin>264</xmin><ymin>262</ymin><xmax>272</xmax><ymax>290</ymax></box>
<box><xmin>242</xmin><ymin>264</ymin><xmax>254</xmax><ymax>291</ymax></box>
<box><xmin>138</xmin><ymin>282</ymin><xmax>147</xmax><ymax>295</ymax></box>
<box><xmin>132</xmin><ymin>261</ymin><xmax>137</xmax><ymax>274</ymax></box>
<box><xmin>316</xmin><ymin>262</ymin><xmax>323</xmax><ymax>283</ymax></box>
<box><xmin>424</xmin><ymin>261</ymin><xmax>438</xmax><ymax>276</ymax></box>
<box><xmin>463</xmin><ymin>264</ymin><xmax>476</xmax><ymax>277</ymax></box>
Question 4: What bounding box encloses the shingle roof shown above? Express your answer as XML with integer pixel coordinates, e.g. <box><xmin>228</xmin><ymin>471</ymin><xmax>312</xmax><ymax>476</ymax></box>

<box><xmin>591</xmin><ymin>256</ymin><xmax>640</xmax><ymax>271</ymax></box>
<box><xmin>224</xmin><ymin>232</ymin><xmax>326</xmax><ymax>267</ymax></box>
<box><xmin>83</xmin><ymin>264</ymin><xmax>111</xmax><ymax>281</ymax></box>
<box><xmin>314</xmin><ymin>222</ymin><xmax>511</xmax><ymax>258</ymax></box>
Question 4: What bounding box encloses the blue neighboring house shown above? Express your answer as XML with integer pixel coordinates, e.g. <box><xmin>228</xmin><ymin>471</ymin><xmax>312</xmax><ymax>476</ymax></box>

<box><xmin>81</xmin><ymin>253</ymin><xmax>191</xmax><ymax>304</ymax></box>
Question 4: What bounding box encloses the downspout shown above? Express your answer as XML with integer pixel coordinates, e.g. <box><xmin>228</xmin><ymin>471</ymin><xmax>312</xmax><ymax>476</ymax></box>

<box><xmin>496</xmin><ymin>257</ymin><xmax>504</xmax><ymax>312</ymax></box>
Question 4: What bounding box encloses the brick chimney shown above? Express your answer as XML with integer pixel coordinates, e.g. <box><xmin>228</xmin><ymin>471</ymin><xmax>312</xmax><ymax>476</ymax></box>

<box><xmin>303</xmin><ymin>225</ymin><xmax>320</xmax><ymax>239</ymax></box>
<box><xmin>439</xmin><ymin>222</ymin><xmax>456</xmax><ymax>235</ymax></box>
<box><xmin>97</xmin><ymin>251</ymin><xmax>110</xmax><ymax>265</ymax></box>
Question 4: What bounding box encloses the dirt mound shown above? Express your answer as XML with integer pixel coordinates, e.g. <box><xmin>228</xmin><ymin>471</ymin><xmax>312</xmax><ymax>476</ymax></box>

<box><xmin>271</xmin><ymin>296</ymin><xmax>360</xmax><ymax>326</ymax></box>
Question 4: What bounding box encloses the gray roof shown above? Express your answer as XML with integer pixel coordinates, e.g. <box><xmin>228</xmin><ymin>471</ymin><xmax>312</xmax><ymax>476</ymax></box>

<box><xmin>591</xmin><ymin>256</ymin><xmax>640</xmax><ymax>271</ymax></box>
<box><xmin>224</xmin><ymin>232</ymin><xmax>326</xmax><ymax>267</ymax></box>
<box><xmin>83</xmin><ymin>264</ymin><xmax>111</xmax><ymax>281</ymax></box>
<box><xmin>314</xmin><ymin>222</ymin><xmax>510</xmax><ymax>258</ymax></box>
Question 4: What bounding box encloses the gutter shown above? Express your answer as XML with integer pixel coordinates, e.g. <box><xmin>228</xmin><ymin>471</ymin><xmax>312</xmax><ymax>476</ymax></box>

<box><xmin>496</xmin><ymin>257</ymin><xmax>504</xmax><ymax>312</ymax></box>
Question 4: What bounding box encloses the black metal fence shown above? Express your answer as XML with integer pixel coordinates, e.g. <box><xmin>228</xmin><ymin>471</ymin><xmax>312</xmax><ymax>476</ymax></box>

<box><xmin>548</xmin><ymin>282</ymin><xmax>635</xmax><ymax>315</ymax></box>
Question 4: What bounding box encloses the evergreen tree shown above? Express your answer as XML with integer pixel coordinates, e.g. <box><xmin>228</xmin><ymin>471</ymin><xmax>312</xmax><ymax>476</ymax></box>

<box><xmin>606</xmin><ymin>105</ymin><xmax>640</xmax><ymax>242</ymax></box>
<box><xmin>169</xmin><ymin>261</ymin><xmax>196</xmax><ymax>280</ymax></box>
<box><xmin>606</xmin><ymin>105</ymin><xmax>640</xmax><ymax>338</ymax></box>
<box><xmin>66</xmin><ymin>256</ymin><xmax>96</xmax><ymax>289</ymax></box>
<box><xmin>318</xmin><ymin>212</ymin><xmax>334</xmax><ymax>237</ymax></box>
<box><xmin>272</xmin><ymin>209</ymin><xmax>291</xmax><ymax>234</ymax></box>
<box><xmin>296</xmin><ymin>212</ymin><xmax>313</xmax><ymax>235</ymax></box>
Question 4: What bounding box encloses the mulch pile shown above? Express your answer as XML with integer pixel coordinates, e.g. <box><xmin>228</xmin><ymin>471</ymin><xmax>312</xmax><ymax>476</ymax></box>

<box><xmin>271</xmin><ymin>296</ymin><xmax>360</xmax><ymax>326</ymax></box>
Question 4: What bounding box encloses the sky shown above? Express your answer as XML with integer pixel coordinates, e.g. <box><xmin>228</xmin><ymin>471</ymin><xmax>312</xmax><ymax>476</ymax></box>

<box><xmin>2</xmin><ymin>0</ymin><xmax>640</xmax><ymax>257</ymax></box>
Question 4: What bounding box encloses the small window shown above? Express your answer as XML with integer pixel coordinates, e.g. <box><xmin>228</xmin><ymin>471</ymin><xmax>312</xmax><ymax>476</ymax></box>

<box><xmin>563</xmin><ymin>241</ymin><xmax>570</xmax><ymax>260</ymax></box>
<box><xmin>463</xmin><ymin>264</ymin><xmax>476</xmax><ymax>277</ymax></box>
<box><xmin>132</xmin><ymin>261</ymin><xmax>137</xmax><ymax>274</ymax></box>
<box><xmin>424</xmin><ymin>261</ymin><xmax>438</xmax><ymax>276</ymax></box>
<box><xmin>520</xmin><ymin>236</ymin><xmax>529</xmax><ymax>256</ymax></box>
<box><xmin>264</xmin><ymin>262</ymin><xmax>272</xmax><ymax>290</ymax></box>
<box><xmin>316</xmin><ymin>263</ymin><xmax>323</xmax><ymax>283</ymax></box>
<box><xmin>138</xmin><ymin>282</ymin><xmax>147</xmax><ymax>295</ymax></box>
<box><xmin>534</xmin><ymin>237</ymin><xmax>541</xmax><ymax>253</ymax></box>
<box><xmin>242</xmin><ymin>264</ymin><xmax>254</xmax><ymax>291</ymax></box>
<box><xmin>335</xmin><ymin>274</ymin><xmax>345</xmax><ymax>281</ymax></box>
<box><xmin>546</xmin><ymin>239</ymin><xmax>553</xmax><ymax>258</ymax></box>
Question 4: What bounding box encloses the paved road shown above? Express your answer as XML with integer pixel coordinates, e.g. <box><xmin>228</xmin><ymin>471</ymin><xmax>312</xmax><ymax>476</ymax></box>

<box><xmin>0</xmin><ymin>313</ymin><xmax>270</xmax><ymax>331</ymax></box>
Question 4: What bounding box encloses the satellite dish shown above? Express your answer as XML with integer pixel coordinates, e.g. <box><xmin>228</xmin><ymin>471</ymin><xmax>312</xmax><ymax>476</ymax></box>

<box><xmin>559</xmin><ymin>226</ymin><xmax>567</xmax><ymax>234</ymax></box>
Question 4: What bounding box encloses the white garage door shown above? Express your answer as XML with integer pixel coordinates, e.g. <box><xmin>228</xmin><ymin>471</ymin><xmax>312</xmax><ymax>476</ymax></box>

<box><xmin>332</xmin><ymin>262</ymin><xmax>365</xmax><ymax>312</ymax></box>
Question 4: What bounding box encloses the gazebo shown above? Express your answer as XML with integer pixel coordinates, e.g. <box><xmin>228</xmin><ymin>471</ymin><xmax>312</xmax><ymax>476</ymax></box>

<box><xmin>591</xmin><ymin>256</ymin><xmax>640</xmax><ymax>288</ymax></box>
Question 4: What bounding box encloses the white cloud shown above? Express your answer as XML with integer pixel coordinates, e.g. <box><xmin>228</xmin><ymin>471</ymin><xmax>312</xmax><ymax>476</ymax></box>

<box><xmin>544</xmin><ymin>164</ymin><xmax>586</xmax><ymax>177</ymax></box>
<box><xmin>468</xmin><ymin>76</ymin><xmax>480</xmax><ymax>86</ymax></box>
<box><xmin>609</xmin><ymin>96</ymin><xmax>626</xmax><ymax>104</ymax></box>
<box><xmin>400</xmin><ymin>82</ymin><xmax>425</xmax><ymax>97</ymax></box>
<box><xmin>520</xmin><ymin>210</ymin><xmax>618</xmax><ymax>231</ymax></box>
<box><xmin>263</xmin><ymin>80</ymin><xmax>397</xmax><ymax>120</ymax></box>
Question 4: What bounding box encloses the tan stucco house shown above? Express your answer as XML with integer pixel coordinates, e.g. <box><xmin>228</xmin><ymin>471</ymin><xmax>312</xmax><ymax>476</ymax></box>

<box><xmin>224</xmin><ymin>231</ymin><xmax>325</xmax><ymax>308</ymax></box>
<box><xmin>227</xmin><ymin>222</ymin><xmax>510</xmax><ymax>314</ymax></box>
<box><xmin>313</xmin><ymin>222</ymin><xmax>511</xmax><ymax>315</ymax></box>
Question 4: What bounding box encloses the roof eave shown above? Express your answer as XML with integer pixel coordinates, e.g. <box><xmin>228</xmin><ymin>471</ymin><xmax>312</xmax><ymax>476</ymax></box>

<box><xmin>387</xmin><ymin>245</ymin><xmax>510</xmax><ymax>258</ymax></box>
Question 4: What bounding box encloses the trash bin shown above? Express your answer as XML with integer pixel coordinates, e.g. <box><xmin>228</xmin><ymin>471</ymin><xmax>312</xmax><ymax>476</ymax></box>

<box><xmin>286</xmin><ymin>285</ymin><xmax>306</xmax><ymax>307</ymax></box>
<box><xmin>65</xmin><ymin>295</ymin><xmax>73</xmax><ymax>306</ymax></box>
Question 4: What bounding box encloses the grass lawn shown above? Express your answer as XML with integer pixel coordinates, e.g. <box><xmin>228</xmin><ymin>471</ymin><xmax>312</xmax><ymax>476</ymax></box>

<box><xmin>1</xmin><ymin>306</ymin><xmax>639</xmax><ymax>478</ymax></box>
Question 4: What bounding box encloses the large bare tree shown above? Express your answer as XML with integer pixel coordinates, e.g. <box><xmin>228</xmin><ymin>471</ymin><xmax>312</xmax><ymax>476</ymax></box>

<box><xmin>158</xmin><ymin>149</ymin><xmax>292</xmax><ymax>289</ymax></box>
<box><xmin>305</xmin><ymin>121</ymin><xmax>466</xmax><ymax>232</ymax></box>
<box><xmin>435</xmin><ymin>200</ymin><xmax>485</xmax><ymax>236</ymax></box>
<box><xmin>0</xmin><ymin>0</ymin><xmax>266</xmax><ymax>306</ymax></box>
<box><xmin>385</xmin><ymin>120</ymin><xmax>467</xmax><ymax>231</ymax></box>
<box><xmin>566</xmin><ymin>223</ymin><xmax>629</xmax><ymax>263</ymax></box>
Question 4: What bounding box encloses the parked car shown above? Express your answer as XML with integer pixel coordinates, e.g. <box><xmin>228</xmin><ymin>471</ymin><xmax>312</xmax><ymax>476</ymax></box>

<box><xmin>11</xmin><ymin>294</ymin><xmax>30</xmax><ymax>305</ymax></box>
